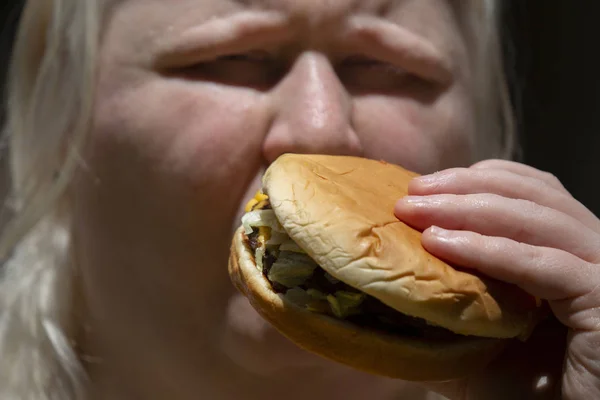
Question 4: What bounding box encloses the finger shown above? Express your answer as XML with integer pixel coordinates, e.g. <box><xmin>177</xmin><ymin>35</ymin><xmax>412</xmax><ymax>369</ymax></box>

<box><xmin>421</xmin><ymin>226</ymin><xmax>599</xmax><ymax>304</ymax></box>
<box><xmin>470</xmin><ymin>159</ymin><xmax>569</xmax><ymax>195</ymax></box>
<box><xmin>395</xmin><ymin>193</ymin><xmax>600</xmax><ymax>264</ymax></box>
<box><xmin>408</xmin><ymin>167</ymin><xmax>600</xmax><ymax>233</ymax></box>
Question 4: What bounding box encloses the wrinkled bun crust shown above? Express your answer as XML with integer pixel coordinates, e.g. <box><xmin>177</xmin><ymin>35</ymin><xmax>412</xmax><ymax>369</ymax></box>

<box><xmin>263</xmin><ymin>154</ymin><xmax>541</xmax><ymax>339</ymax></box>
<box><xmin>229</xmin><ymin>227</ymin><xmax>506</xmax><ymax>381</ymax></box>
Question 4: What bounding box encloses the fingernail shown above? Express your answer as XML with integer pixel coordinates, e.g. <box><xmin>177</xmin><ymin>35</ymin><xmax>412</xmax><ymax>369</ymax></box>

<box><xmin>429</xmin><ymin>226</ymin><xmax>451</xmax><ymax>238</ymax></box>
<box><xmin>414</xmin><ymin>176</ymin><xmax>436</xmax><ymax>185</ymax></box>
<box><xmin>415</xmin><ymin>172</ymin><xmax>444</xmax><ymax>184</ymax></box>
<box><xmin>401</xmin><ymin>196</ymin><xmax>429</xmax><ymax>204</ymax></box>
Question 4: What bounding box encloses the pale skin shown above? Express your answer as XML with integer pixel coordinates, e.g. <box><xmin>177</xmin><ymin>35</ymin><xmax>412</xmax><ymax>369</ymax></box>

<box><xmin>395</xmin><ymin>161</ymin><xmax>600</xmax><ymax>399</ymax></box>
<box><xmin>68</xmin><ymin>0</ymin><xmax>599</xmax><ymax>399</ymax></box>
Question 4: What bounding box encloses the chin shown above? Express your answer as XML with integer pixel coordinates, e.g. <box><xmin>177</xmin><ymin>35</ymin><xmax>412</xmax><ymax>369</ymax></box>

<box><xmin>221</xmin><ymin>292</ymin><xmax>351</xmax><ymax>376</ymax></box>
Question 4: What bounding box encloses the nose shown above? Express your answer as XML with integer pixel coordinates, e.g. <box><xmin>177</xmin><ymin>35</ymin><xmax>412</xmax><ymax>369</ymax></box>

<box><xmin>262</xmin><ymin>52</ymin><xmax>364</xmax><ymax>164</ymax></box>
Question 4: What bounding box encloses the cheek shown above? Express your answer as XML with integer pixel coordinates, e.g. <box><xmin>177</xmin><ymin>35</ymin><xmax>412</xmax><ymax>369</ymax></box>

<box><xmin>79</xmin><ymin>75</ymin><xmax>272</xmax><ymax>257</ymax></box>
<box><xmin>73</xmin><ymin>78</ymin><xmax>272</xmax><ymax>324</ymax></box>
<box><xmin>93</xmin><ymin>79</ymin><xmax>268</xmax><ymax>187</ymax></box>
<box><xmin>430</xmin><ymin>89</ymin><xmax>477</xmax><ymax>168</ymax></box>
<box><xmin>354</xmin><ymin>89</ymin><xmax>475</xmax><ymax>174</ymax></box>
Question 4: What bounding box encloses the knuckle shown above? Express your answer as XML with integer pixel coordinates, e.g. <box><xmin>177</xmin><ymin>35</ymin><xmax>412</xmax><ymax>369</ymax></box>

<box><xmin>473</xmin><ymin>192</ymin><xmax>496</xmax><ymax>203</ymax></box>
<box><xmin>471</xmin><ymin>159</ymin><xmax>504</xmax><ymax>169</ymax></box>
<box><xmin>523</xmin><ymin>243</ymin><xmax>544</xmax><ymax>265</ymax></box>
<box><xmin>523</xmin><ymin>198</ymin><xmax>548</xmax><ymax>218</ymax></box>
<box><xmin>519</xmin><ymin>243</ymin><xmax>546</xmax><ymax>284</ymax></box>
<box><xmin>506</xmin><ymin>196</ymin><xmax>547</xmax><ymax>221</ymax></box>
<box><xmin>472</xmin><ymin>192</ymin><xmax>506</xmax><ymax>208</ymax></box>
<box><xmin>541</xmin><ymin>171</ymin><xmax>566</xmax><ymax>190</ymax></box>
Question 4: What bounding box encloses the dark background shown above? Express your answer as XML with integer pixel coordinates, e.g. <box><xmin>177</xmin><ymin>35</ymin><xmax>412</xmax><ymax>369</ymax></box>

<box><xmin>1</xmin><ymin>1</ymin><xmax>599</xmax><ymax>214</ymax></box>
<box><xmin>508</xmin><ymin>2</ymin><xmax>600</xmax><ymax>216</ymax></box>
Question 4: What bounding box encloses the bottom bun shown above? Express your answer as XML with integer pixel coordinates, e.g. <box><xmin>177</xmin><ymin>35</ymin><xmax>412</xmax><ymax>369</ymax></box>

<box><xmin>228</xmin><ymin>227</ymin><xmax>507</xmax><ymax>381</ymax></box>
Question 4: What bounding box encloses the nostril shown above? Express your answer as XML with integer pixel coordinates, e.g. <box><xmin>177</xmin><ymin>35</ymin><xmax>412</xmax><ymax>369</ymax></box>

<box><xmin>345</xmin><ymin>129</ymin><xmax>365</xmax><ymax>156</ymax></box>
<box><xmin>262</xmin><ymin>129</ymin><xmax>296</xmax><ymax>164</ymax></box>
<box><xmin>262</xmin><ymin>122</ymin><xmax>364</xmax><ymax>164</ymax></box>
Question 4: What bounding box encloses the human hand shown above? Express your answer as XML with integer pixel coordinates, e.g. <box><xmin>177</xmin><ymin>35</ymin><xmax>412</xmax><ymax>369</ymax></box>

<box><xmin>394</xmin><ymin>160</ymin><xmax>600</xmax><ymax>400</ymax></box>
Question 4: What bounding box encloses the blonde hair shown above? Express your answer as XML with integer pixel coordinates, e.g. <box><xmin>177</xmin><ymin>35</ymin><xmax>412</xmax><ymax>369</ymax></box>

<box><xmin>0</xmin><ymin>0</ymin><xmax>515</xmax><ymax>398</ymax></box>
<box><xmin>456</xmin><ymin>0</ymin><xmax>517</xmax><ymax>160</ymax></box>
<box><xmin>0</xmin><ymin>0</ymin><xmax>100</xmax><ymax>398</ymax></box>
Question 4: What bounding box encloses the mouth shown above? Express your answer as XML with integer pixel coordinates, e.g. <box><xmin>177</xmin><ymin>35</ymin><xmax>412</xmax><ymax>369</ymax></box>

<box><xmin>242</xmin><ymin>191</ymin><xmax>467</xmax><ymax>341</ymax></box>
<box><xmin>232</xmin><ymin>171</ymin><xmax>266</xmax><ymax>234</ymax></box>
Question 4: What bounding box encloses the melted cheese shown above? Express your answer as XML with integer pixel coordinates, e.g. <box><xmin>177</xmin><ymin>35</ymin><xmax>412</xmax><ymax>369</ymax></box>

<box><xmin>245</xmin><ymin>191</ymin><xmax>273</xmax><ymax>251</ymax></box>
<box><xmin>244</xmin><ymin>191</ymin><xmax>269</xmax><ymax>212</ymax></box>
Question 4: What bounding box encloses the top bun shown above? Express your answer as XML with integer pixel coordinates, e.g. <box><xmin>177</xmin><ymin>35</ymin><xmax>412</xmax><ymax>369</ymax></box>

<box><xmin>263</xmin><ymin>154</ymin><xmax>541</xmax><ymax>339</ymax></box>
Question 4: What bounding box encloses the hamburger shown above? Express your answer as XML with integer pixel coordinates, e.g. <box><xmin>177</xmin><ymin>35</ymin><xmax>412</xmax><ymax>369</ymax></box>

<box><xmin>228</xmin><ymin>154</ymin><xmax>544</xmax><ymax>381</ymax></box>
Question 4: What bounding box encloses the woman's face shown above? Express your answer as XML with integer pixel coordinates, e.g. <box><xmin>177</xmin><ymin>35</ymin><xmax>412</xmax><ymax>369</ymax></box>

<box><xmin>73</xmin><ymin>0</ymin><xmax>478</xmax><ymax>385</ymax></box>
